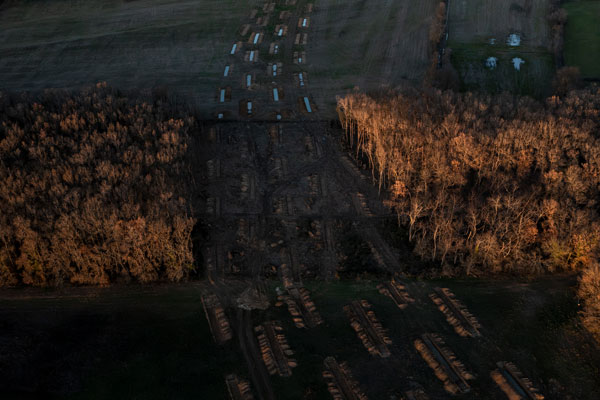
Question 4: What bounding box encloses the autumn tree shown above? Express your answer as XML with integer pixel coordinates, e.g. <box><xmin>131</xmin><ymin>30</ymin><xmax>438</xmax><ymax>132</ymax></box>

<box><xmin>0</xmin><ymin>83</ymin><xmax>196</xmax><ymax>286</ymax></box>
<box><xmin>579</xmin><ymin>263</ymin><xmax>600</xmax><ymax>341</ymax></box>
<box><xmin>553</xmin><ymin>66</ymin><xmax>582</xmax><ymax>96</ymax></box>
<box><xmin>338</xmin><ymin>86</ymin><xmax>600</xmax><ymax>276</ymax></box>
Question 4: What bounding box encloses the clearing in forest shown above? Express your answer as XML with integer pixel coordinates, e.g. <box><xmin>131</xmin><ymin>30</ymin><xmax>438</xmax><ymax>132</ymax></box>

<box><xmin>226</xmin><ymin>374</ymin><xmax>255</xmax><ymax>400</ymax></box>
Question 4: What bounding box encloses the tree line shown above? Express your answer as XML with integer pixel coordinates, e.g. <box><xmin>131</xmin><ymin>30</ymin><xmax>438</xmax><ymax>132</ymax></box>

<box><xmin>338</xmin><ymin>87</ymin><xmax>600</xmax><ymax>340</ymax></box>
<box><xmin>338</xmin><ymin>88</ymin><xmax>600</xmax><ymax>276</ymax></box>
<box><xmin>0</xmin><ymin>83</ymin><xmax>196</xmax><ymax>286</ymax></box>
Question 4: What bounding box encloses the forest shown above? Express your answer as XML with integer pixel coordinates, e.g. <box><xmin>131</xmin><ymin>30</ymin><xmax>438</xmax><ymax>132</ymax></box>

<box><xmin>0</xmin><ymin>83</ymin><xmax>195</xmax><ymax>286</ymax></box>
<box><xmin>337</xmin><ymin>86</ymin><xmax>600</xmax><ymax>337</ymax></box>
<box><xmin>338</xmin><ymin>88</ymin><xmax>600</xmax><ymax>275</ymax></box>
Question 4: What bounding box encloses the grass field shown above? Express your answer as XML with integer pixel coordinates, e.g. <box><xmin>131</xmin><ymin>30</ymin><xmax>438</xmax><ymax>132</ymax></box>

<box><xmin>563</xmin><ymin>0</ymin><xmax>600</xmax><ymax>79</ymax></box>
<box><xmin>0</xmin><ymin>0</ymin><xmax>258</xmax><ymax>110</ymax></box>
<box><xmin>448</xmin><ymin>40</ymin><xmax>555</xmax><ymax>97</ymax></box>
<box><xmin>1</xmin><ymin>277</ymin><xmax>598</xmax><ymax>399</ymax></box>
<box><xmin>447</xmin><ymin>0</ymin><xmax>555</xmax><ymax>97</ymax></box>
<box><xmin>0</xmin><ymin>0</ymin><xmax>439</xmax><ymax>117</ymax></box>
<box><xmin>307</xmin><ymin>0</ymin><xmax>438</xmax><ymax>111</ymax></box>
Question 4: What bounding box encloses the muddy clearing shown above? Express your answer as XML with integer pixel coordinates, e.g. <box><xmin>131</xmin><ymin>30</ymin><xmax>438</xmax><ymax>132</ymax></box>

<box><xmin>199</xmin><ymin>1</ymin><xmax>413</xmax><ymax>395</ymax></box>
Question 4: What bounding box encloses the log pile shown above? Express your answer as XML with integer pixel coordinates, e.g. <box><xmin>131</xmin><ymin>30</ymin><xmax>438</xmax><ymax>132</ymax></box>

<box><xmin>255</xmin><ymin>322</ymin><xmax>297</xmax><ymax>377</ymax></box>
<box><xmin>403</xmin><ymin>389</ymin><xmax>429</xmax><ymax>400</ymax></box>
<box><xmin>201</xmin><ymin>293</ymin><xmax>233</xmax><ymax>344</ymax></box>
<box><xmin>344</xmin><ymin>300</ymin><xmax>391</xmax><ymax>357</ymax></box>
<box><xmin>491</xmin><ymin>361</ymin><xmax>544</xmax><ymax>400</ymax></box>
<box><xmin>414</xmin><ymin>333</ymin><xmax>473</xmax><ymax>394</ymax></box>
<box><xmin>377</xmin><ymin>279</ymin><xmax>414</xmax><ymax>309</ymax></box>
<box><xmin>225</xmin><ymin>374</ymin><xmax>254</xmax><ymax>400</ymax></box>
<box><xmin>322</xmin><ymin>356</ymin><xmax>368</xmax><ymax>400</ymax></box>
<box><xmin>430</xmin><ymin>288</ymin><xmax>481</xmax><ymax>337</ymax></box>
<box><xmin>308</xmin><ymin>174</ymin><xmax>321</xmax><ymax>196</ymax></box>
<box><xmin>277</xmin><ymin>284</ymin><xmax>323</xmax><ymax>328</ymax></box>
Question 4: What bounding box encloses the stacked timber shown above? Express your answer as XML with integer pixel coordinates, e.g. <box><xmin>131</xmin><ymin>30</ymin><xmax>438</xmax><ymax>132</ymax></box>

<box><xmin>201</xmin><ymin>293</ymin><xmax>233</xmax><ymax>344</ymax></box>
<box><xmin>491</xmin><ymin>361</ymin><xmax>544</xmax><ymax>400</ymax></box>
<box><xmin>430</xmin><ymin>287</ymin><xmax>481</xmax><ymax>337</ymax></box>
<box><xmin>414</xmin><ymin>333</ymin><xmax>473</xmax><ymax>394</ymax></box>
<box><xmin>322</xmin><ymin>357</ymin><xmax>368</xmax><ymax>400</ymax></box>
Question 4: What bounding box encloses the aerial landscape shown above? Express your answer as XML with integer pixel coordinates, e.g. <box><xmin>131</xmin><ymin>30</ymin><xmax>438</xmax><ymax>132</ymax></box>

<box><xmin>1</xmin><ymin>0</ymin><xmax>600</xmax><ymax>399</ymax></box>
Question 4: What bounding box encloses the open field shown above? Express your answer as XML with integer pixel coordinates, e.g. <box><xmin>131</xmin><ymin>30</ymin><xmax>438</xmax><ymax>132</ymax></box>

<box><xmin>306</xmin><ymin>0</ymin><xmax>438</xmax><ymax>112</ymax></box>
<box><xmin>0</xmin><ymin>0</ymin><xmax>258</xmax><ymax>111</ymax></box>
<box><xmin>449</xmin><ymin>0</ymin><xmax>551</xmax><ymax>46</ymax></box>
<box><xmin>0</xmin><ymin>0</ymin><xmax>439</xmax><ymax>118</ymax></box>
<box><xmin>563</xmin><ymin>0</ymin><xmax>600</xmax><ymax>79</ymax></box>
<box><xmin>447</xmin><ymin>0</ymin><xmax>555</xmax><ymax>97</ymax></box>
<box><xmin>1</xmin><ymin>277</ymin><xmax>599</xmax><ymax>399</ymax></box>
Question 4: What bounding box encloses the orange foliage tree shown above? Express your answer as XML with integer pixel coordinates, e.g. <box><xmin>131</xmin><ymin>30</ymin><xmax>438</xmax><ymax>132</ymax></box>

<box><xmin>0</xmin><ymin>84</ymin><xmax>195</xmax><ymax>286</ymax></box>
<box><xmin>338</xmin><ymin>87</ymin><xmax>600</xmax><ymax>276</ymax></box>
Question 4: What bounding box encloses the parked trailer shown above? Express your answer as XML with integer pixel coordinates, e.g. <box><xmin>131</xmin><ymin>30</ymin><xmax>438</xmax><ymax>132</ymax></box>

<box><xmin>304</xmin><ymin>97</ymin><xmax>312</xmax><ymax>113</ymax></box>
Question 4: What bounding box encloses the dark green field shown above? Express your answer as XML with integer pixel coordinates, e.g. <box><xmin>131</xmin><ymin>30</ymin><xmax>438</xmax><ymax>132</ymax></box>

<box><xmin>563</xmin><ymin>0</ymin><xmax>600</xmax><ymax>79</ymax></box>
<box><xmin>1</xmin><ymin>277</ymin><xmax>599</xmax><ymax>399</ymax></box>
<box><xmin>447</xmin><ymin>0</ymin><xmax>555</xmax><ymax>97</ymax></box>
<box><xmin>448</xmin><ymin>41</ymin><xmax>555</xmax><ymax>98</ymax></box>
